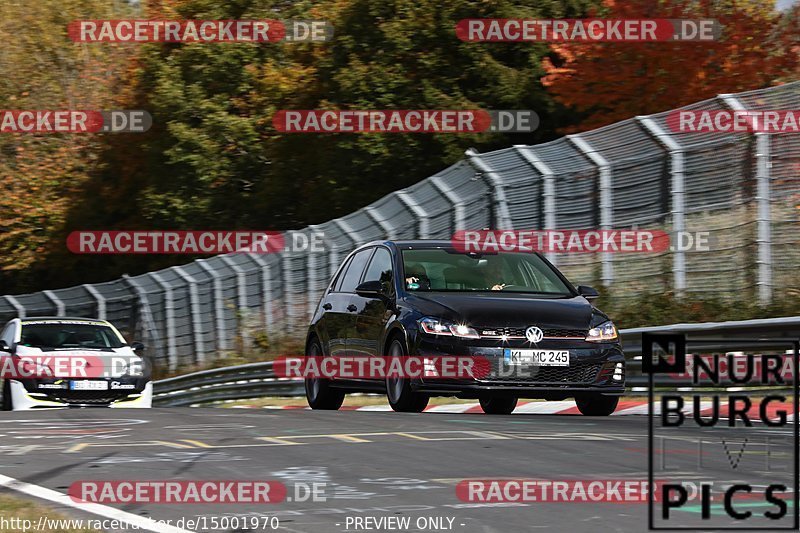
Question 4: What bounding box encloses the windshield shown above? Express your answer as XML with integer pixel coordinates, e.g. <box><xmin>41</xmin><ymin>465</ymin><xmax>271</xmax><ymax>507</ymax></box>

<box><xmin>401</xmin><ymin>249</ymin><xmax>574</xmax><ymax>295</ymax></box>
<box><xmin>19</xmin><ymin>322</ymin><xmax>125</xmax><ymax>350</ymax></box>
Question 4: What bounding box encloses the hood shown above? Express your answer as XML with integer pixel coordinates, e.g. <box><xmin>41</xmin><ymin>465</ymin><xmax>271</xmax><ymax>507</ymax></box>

<box><xmin>12</xmin><ymin>346</ymin><xmax>144</xmax><ymax>379</ymax></box>
<box><xmin>404</xmin><ymin>292</ymin><xmax>595</xmax><ymax>330</ymax></box>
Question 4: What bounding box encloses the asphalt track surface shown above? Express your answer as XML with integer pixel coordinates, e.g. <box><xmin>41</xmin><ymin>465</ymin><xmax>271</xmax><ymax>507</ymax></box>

<box><xmin>0</xmin><ymin>407</ymin><xmax>796</xmax><ymax>533</ymax></box>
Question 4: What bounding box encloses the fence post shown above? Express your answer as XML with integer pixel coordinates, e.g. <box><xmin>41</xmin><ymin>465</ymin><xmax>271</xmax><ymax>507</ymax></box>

<box><xmin>333</xmin><ymin>218</ymin><xmax>362</xmax><ymax>246</ymax></box>
<box><xmin>302</xmin><ymin>233</ymin><xmax>319</xmax><ymax>325</ymax></box>
<box><xmin>123</xmin><ymin>274</ymin><xmax>168</xmax><ymax>371</ymax></box>
<box><xmin>514</xmin><ymin>145</ymin><xmax>558</xmax><ymax>266</ymax></box>
<box><xmin>568</xmin><ymin>134</ymin><xmax>614</xmax><ymax>287</ymax></box>
<box><xmin>465</xmin><ymin>148</ymin><xmax>513</xmax><ymax>229</ymax></box>
<box><xmin>4</xmin><ymin>296</ymin><xmax>24</xmax><ymax>318</ymax></box>
<box><xmin>719</xmin><ymin>93</ymin><xmax>774</xmax><ymax>305</ymax></box>
<box><xmin>218</xmin><ymin>255</ymin><xmax>250</xmax><ymax>348</ymax></box>
<box><xmin>147</xmin><ymin>272</ymin><xmax>177</xmax><ymax>371</ymax></box>
<box><xmin>172</xmin><ymin>266</ymin><xmax>205</xmax><ymax>365</ymax></box>
<box><xmin>42</xmin><ymin>290</ymin><xmax>65</xmax><ymax>317</ymax></box>
<box><xmin>637</xmin><ymin>116</ymin><xmax>687</xmax><ymax>295</ymax></box>
<box><xmin>281</xmin><ymin>232</ymin><xmax>301</xmax><ymax>334</ymax></box>
<box><xmin>364</xmin><ymin>206</ymin><xmax>397</xmax><ymax>239</ymax></box>
<box><xmin>246</xmin><ymin>253</ymin><xmax>275</xmax><ymax>336</ymax></box>
<box><xmin>83</xmin><ymin>284</ymin><xmax>106</xmax><ymax>320</ymax></box>
<box><xmin>396</xmin><ymin>190</ymin><xmax>430</xmax><ymax>239</ymax></box>
<box><xmin>195</xmin><ymin>259</ymin><xmax>228</xmax><ymax>353</ymax></box>
<box><xmin>754</xmin><ymin>133</ymin><xmax>773</xmax><ymax>305</ymax></box>
<box><xmin>429</xmin><ymin>175</ymin><xmax>466</xmax><ymax>232</ymax></box>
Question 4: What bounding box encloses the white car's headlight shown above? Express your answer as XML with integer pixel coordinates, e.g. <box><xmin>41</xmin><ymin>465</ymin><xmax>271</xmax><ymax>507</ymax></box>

<box><xmin>125</xmin><ymin>360</ymin><xmax>145</xmax><ymax>377</ymax></box>
<box><xmin>112</xmin><ymin>357</ymin><xmax>145</xmax><ymax>377</ymax></box>
<box><xmin>585</xmin><ymin>320</ymin><xmax>618</xmax><ymax>342</ymax></box>
<box><xmin>419</xmin><ymin>317</ymin><xmax>480</xmax><ymax>339</ymax></box>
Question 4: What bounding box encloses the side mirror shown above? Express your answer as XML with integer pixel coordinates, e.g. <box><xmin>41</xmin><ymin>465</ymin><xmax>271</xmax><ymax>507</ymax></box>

<box><xmin>577</xmin><ymin>285</ymin><xmax>599</xmax><ymax>300</ymax></box>
<box><xmin>355</xmin><ymin>280</ymin><xmax>384</xmax><ymax>298</ymax></box>
<box><xmin>0</xmin><ymin>340</ymin><xmax>9</xmax><ymax>353</ymax></box>
<box><xmin>130</xmin><ymin>341</ymin><xmax>145</xmax><ymax>352</ymax></box>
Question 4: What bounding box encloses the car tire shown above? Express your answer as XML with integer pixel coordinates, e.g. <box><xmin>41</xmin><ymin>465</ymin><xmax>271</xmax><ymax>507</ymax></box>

<box><xmin>575</xmin><ymin>393</ymin><xmax>619</xmax><ymax>416</ymax></box>
<box><xmin>479</xmin><ymin>396</ymin><xmax>517</xmax><ymax>415</ymax></box>
<box><xmin>304</xmin><ymin>339</ymin><xmax>345</xmax><ymax>410</ymax></box>
<box><xmin>2</xmin><ymin>380</ymin><xmax>12</xmax><ymax>411</ymax></box>
<box><xmin>386</xmin><ymin>338</ymin><xmax>429</xmax><ymax>413</ymax></box>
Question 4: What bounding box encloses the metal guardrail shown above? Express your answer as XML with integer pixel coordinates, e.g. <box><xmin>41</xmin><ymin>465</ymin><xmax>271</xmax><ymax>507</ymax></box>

<box><xmin>620</xmin><ymin>318</ymin><xmax>799</xmax><ymax>393</ymax></box>
<box><xmin>153</xmin><ymin>362</ymin><xmax>303</xmax><ymax>407</ymax></box>
<box><xmin>151</xmin><ymin>317</ymin><xmax>800</xmax><ymax>406</ymax></box>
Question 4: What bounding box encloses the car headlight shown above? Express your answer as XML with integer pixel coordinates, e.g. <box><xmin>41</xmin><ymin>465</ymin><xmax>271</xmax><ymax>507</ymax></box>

<box><xmin>125</xmin><ymin>361</ymin><xmax>145</xmax><ymax>377</ymax></box>
<box><xmin>419</xmin><ymin>317</ymin><xmax>480</xmax><ymax>339</ymax></box>
<box><xmin>115</xmin><ymin>357</ymin><xmax>145</xmax><ymax>377</ymax></box>
<box><xmin>585</xmin><ymin>320</ymin><xmax>618</xmax><ymax>342</ymax></box>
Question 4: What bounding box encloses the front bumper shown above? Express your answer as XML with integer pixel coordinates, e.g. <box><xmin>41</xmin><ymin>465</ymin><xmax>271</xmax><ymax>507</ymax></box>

<box><xmin>8</xmin><ymin>378</ymin><xmax>153</xmax><ymax>409</ymax></box>
<box><xmin>411</xmin><ymin>336</ymin><xmax>625</xmax><ymax>398</ymax></box>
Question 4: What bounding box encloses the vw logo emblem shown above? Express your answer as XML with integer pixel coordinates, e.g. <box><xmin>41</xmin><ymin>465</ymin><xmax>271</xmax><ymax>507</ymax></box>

<box><xmin>525</xmin><ymin>326</ymin><xmax>543</xmax><ymax>343</ymax></box>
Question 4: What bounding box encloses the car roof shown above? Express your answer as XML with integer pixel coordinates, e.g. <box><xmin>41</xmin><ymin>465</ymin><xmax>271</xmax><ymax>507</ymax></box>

<box><xmin>364</xmin><ymin>239</ymin><xmax>457</xmax><ymax>250</ymax></box>
<box><xmin>20</xmin><ymin>317</ymin><xmax>109</xmax><ymax>324</ymax></box>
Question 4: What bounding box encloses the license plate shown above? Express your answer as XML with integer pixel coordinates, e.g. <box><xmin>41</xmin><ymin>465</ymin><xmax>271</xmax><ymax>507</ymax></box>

<box><xmin>70</xmin><ymin>380</ymin><xmax>108</xmax><ymax>391</ymax></box>
<box><xmin>503</xmin><ymin>349</ymin><xmax>570</xmax><ymax>366</ymax></box>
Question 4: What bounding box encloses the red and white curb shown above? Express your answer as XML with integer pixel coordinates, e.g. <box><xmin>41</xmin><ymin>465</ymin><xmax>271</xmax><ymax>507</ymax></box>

<box><xmin>232</xmin><ymin>400</ymin><xmax>795</xmax><ymax>420</ymax></box>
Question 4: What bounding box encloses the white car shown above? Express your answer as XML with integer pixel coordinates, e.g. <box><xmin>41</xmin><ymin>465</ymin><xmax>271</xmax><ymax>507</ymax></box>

<box><xmin>0</xmin><ymin>317</ymin><xmax>152</xmax><ymax>410</ymax></box>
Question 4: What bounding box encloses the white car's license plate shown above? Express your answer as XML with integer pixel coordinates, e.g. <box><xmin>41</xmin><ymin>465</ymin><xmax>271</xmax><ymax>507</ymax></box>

<box><xmin>70</xmin><ymin>380</ymin><xmax>108</xmax><ymax>391</ymax></box>
<box><xmin>503</xmin><ymin>349</ymin><xmax>570</xmax><ymax>366</ymax></box>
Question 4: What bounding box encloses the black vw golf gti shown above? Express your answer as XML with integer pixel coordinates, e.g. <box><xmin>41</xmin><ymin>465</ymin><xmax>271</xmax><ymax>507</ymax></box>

<box><xmin>305</xmin><ymin>240</ymin><xmax>625</xmax><ymax>415</ymax></box>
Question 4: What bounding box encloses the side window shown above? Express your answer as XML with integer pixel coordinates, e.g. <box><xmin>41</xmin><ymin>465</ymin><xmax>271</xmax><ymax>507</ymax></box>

<box><xmin>363</xmin><ymin>248</ymin><xmax>393</xmax><ymax>294</ymax></box>
<box><xmin>1</xmin><ymin>323</ymin><xmax>16</xmax><ymax>346</ymax></box>
<box><xmin>331</xmin><ymin>256</ymin><xmax>353</xmax><ymax>292</ymax></box>
<box><xmin>338</xmin><ymin>249</ymin><xmax>374</xmax><ymax>293</ymax></box>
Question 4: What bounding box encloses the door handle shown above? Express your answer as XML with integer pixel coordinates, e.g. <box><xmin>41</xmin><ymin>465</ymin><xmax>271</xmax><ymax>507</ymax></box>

<box><xmin>347</xmin><ymin>304</ymin><xmax>358</xmax><ymax>312</ymax></box>
<box><xmin>322</xmin><ymin>303</ymin><xmax>332</xmax><ymax>310</ymax></box>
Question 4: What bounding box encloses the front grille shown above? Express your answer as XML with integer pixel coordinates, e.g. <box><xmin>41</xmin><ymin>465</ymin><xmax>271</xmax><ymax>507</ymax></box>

<box><xmin>476</xmin><ymin>360</ymin><xmax>601</xmax><ymax>384</ymax></box>
<box><xmin>543</xmin><ymin>328</ymin><xmax>587</xmax><ymax>338</ymax></box>
<box><xmin>44</xmin><ymin>390</ymin><xmax>131</xmax><ymax>405</ymax></box>
<box><xmin>478</xmin><ymin>327</ymin><xmax>587</xmax><ymax>339</ymax></box>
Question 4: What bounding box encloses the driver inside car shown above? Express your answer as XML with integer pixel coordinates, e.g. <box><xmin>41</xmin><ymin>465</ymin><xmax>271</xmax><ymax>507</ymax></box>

<box><xmin>483</xmin><ymin>260</ymin><xmax>508</xmax><ymax>291</ymax></box>
<box><xmin>404</xmin><ymin>263</ymin><xmax>432</xmax><ymax>290</ymax></box>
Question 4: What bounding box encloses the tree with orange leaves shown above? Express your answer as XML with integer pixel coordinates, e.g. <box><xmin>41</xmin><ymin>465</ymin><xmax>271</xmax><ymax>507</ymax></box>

<box><xmin>542</xmin><ymin>0</ymin><xmax>800</xmax><ymax>132</ymax></box>
<box><xmin>0</xmin><ymin>0</ymin><xmax>139</xmax><ymax>292</ymax></box>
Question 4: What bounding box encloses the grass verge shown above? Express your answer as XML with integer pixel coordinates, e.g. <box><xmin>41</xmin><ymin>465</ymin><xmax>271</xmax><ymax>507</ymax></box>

<box><xmin>0</xmin><ymin>494</ymin><xmax>100</xmax><ymax>532</ymax></box>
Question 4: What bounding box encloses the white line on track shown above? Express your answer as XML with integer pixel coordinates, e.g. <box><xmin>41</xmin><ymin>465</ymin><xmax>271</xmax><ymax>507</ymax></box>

<box><xmin>0</xmin><ymin>474</ymin><xmax>193</xmax><ymax>533</ymax></box>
